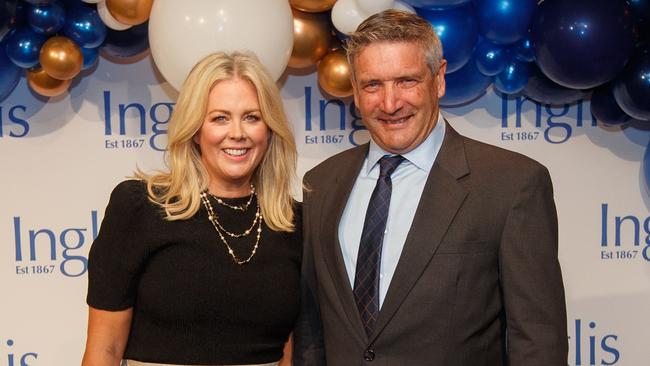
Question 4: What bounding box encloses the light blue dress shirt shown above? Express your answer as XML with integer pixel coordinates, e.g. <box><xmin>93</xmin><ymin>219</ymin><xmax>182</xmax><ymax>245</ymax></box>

<box><xmin>338</xmin><ymin>113</ymin><xmax>446</xmax><ymax>308</ymax></box>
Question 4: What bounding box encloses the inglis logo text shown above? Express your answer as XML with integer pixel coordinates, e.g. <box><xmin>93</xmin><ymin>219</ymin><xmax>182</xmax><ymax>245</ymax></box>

<box><xmin>1</xmin><ymin>338</ymin><xmax>37</xmax><ymax>366</ymax></box>
<box><xmin>13</xmin><ymin>211</ymin><xmax>99</xmax><ymax>277</ymax></box>
<box><xmin>600</xmin><ymin>203</ymin><xmax>650</xmax><ymax>262</ymax></box>
<box><xmin>568</xmin><ymin>319</ymin><xmax>620</xmax><ymax>365</ymax></box>
<box><xmin>102</xmin><ymin>90</ymin><xmax>174</xmax><ymax>151</ymax></box>
<box><xmin>0</xmin><ymin>104</ymin><xmax>30</xmax><ymax>138</ymax></box>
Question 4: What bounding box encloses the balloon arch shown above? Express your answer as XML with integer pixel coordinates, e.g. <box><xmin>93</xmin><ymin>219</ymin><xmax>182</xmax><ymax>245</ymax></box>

<box><xmin>1</xmin><ymin>0</ymin><xmax>649</xmax><ymax>185</ymax></box>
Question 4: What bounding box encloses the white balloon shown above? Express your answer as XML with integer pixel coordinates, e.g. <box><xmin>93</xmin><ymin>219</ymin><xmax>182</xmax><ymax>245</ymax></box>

<box><xmin>355</xmin><ymin>0</ymin><xmax>395</xmax><ymax>16</ymax></box>
<box><xmin>148</xmin><ymin>0</ymin><xmax>294</xmax><ymax>90</ymax></box>
<box><xmin>331</xmin><ymin>0</ymin><xmax>365</xmax><ymax>35</ymax></box>
<box><xmin>82</xmin><ymin>0</ymin><xmax>101</xmax><ymax>3</ymax></box>
<box><xmin>97</xmin><ymin>0</ymin><xmax>132</xmax><ymax>31</ymax></box>
<box><xmin>392</xmin><ymin>0</ymin><xmax>416</xmax><ymax>13</ymax></box>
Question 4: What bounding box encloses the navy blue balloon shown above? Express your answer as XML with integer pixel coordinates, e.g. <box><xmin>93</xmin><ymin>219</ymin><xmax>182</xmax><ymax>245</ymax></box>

<box><xmin>417</xmin><ymin>4</ymin><xmax>479</xmax><ymax>73</ymax></box>
<box><xmin>531</xmin><ymin>0</ymin><xmax>637</xmax><ymax>89</ymax></box>
<box><xmin>81</xmin><ymin>45</ymin><xmax>98</xmax><ymax>69</ymax></box>
<box><xmin>62</xmin><ymin>4</ymin><xmax>106</xmax><ymax>48</ymax></box>
<box><xmin>629</xmin><ymin>0</ymin><xmax>650</xmax><ymax>40</ymax></box>
<box><xmin>440</xmin><ymin>55</ymin><xmax>493</xmax><ymax>106</ymax></box>
<box><xmin>0</xmin><ymin>42</ymin><xmax>21</xmax><ymax>102</ymax></box>
<box><xmin>101</xmin><ymin>21</ymin><xmax>149</xmax><ymax>58</ymax></box>
<box><xmin>614</xmin><ymin>47</ymin><xmax>650</xmax><ymax>121</ymax></box>
<box><xmin>523</xmin><ymin>64</ymin><xmax>587</xmax><ymax>105</ymax></box>
<box><xmin>474</xmin><ymin>38</ymin><xmax>508</xmax><ymax>76</ymax></box>
<box><xmin>1</xmin><ymin>0</ymin><xmax>18</xmax><ymax>42</ymax></box>
<box><xmin>591</xmin><ymin>83</ymin><xmax>632</xmax><ymax>125</ymax></box>
<box><xmin>402</xmin><ymin>0</ymin><xmax>470</xmax><ymax>9</ymax></box>
<box><xmin>474</xmin><ymin>0</ymin><xmax>537</xmax><ymax>45</ymax></box>
<box><xmin>4</xmin><ymin>27</ymin><xmax>46</xmax><ymax>68</ymax></box>
<box><xmin>23</xmin><ymin>0</ymin><xmax>51</xmax><ymax>4</ymax></box>
<box><xmin>514</xmin><ymin>37</ymin><xmax>535</xmax><ymax>62</ymax></box>
<box><xmin>27</xmin><ymin>1</ymin><xmax>65</xmax><ymax>35</ymax></box>
<box><xmin>494</xmin><ymin>59</ymin><xmax>530</xmax><ymax>94</ymax></box>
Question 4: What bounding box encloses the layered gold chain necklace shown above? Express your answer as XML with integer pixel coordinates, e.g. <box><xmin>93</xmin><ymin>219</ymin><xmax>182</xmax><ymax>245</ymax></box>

<box><xmin>200</xmin><ymin>184</ymin><xmax>262</xmax><ymax>265</ymax></box>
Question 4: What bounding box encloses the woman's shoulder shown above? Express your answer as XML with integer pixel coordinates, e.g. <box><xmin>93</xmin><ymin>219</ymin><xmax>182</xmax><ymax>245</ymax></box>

<box><xmin>110</xmin><ymin>179</ymin><xmax>147</xmax><ymax>200</ymax></box>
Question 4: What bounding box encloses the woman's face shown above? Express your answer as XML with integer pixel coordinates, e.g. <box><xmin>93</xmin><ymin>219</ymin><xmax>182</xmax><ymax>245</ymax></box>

<box><xmin>194</xmin><ymin>77</ymin><xmax>270</xmax><ymax>196</ymax></box>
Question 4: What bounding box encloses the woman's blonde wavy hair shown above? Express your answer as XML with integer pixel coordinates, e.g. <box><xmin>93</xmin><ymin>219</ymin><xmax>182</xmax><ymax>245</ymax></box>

<box><xmin>136</xmin><ymin>51</ymin><xmax>297</xmax><ymax>232</ymax></box>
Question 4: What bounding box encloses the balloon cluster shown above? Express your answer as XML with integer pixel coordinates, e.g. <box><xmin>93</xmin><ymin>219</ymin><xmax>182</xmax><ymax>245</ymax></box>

<box><xmin>0</xmin><ymin>0</ymin><xmax>151</xmax><ymax>99</ymax></box>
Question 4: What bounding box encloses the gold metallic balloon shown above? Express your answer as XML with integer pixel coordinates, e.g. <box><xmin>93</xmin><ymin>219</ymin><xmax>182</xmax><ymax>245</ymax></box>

<box><xmin>288</xmin><ymin>9</ymin><xmax>332</xmax><ymax>69</ymax></box>
<box><xmin>27</xmin><ymin>68</ymin><xmax>72</xmax><ymax>97</ymax></box>
<box><xmin>40</xmin><ymin>36</ymin><xmax>83</xmax><ymax>80</ymax></box>
<box><xmin>290</xmin><ymin>0</ymin><xmax>337</xmax><ymax>13</ymax></box>
<box><xmin>106</xmin><ymin>0</ymin><xmax>153</xmax><ymax>26</ymax></box>
<box><xmin>317</xmin><ymin>49</ymin><xmax>353</xmax><ymax>98</ymax></box>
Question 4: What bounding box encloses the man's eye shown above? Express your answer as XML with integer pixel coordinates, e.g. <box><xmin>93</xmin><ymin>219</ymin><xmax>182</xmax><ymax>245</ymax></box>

<box><xmin>364</xmin><ymin>82</ymin><xmax>380</xmax><ymax>91</ymax></box>
<box><xmin>400</xmin><ymin>79</ymin><xmax>418</xmax><ymax>87</ymax></box>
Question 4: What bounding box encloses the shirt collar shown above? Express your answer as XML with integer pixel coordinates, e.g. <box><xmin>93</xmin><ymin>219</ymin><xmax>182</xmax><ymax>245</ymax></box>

<box><xmin>366</xmin><ymin>112</ymin><xmax>446</xmax><ymax>175</ymax></box>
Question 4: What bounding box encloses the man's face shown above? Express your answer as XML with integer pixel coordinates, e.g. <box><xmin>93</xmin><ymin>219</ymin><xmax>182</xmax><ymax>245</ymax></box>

<box><xmin>352</xmin><ymin>41</ymin><xmax>446</xmax><ymax>154</ymax></box>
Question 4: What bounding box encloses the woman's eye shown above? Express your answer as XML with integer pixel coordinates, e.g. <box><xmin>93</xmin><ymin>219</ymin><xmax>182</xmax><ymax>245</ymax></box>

<box><xmin>211</xmin><ymin>115</ymin><xmax>227</xmax><ymax>122</ymax></box>
<box><xmin>245</xmin><ymin>114</ymin><xmax>261</xmax><ymax>121</ymax></box>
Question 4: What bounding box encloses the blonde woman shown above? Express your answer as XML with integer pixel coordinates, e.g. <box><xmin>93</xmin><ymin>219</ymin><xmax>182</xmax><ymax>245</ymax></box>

<box><xmin>82</xmin><ymin>52</ymin><xmax>299</xmax><ymax>366</ymax></box>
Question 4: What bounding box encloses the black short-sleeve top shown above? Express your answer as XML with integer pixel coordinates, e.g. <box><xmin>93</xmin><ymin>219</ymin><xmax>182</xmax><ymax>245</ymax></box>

<box><xmin>87</xmin><ymin>180</ymin><xmax>301</xmax><ymax>365</ymax></box>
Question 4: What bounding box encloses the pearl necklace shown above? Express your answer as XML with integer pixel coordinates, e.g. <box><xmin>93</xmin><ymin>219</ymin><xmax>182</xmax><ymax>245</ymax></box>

<box><xmin>207</xmin><ymin>184</ymin><xmax>255</xmax><ymax>211</ymax></box>
<box><xmin>200</xmin><ymin>190</ymin><xmax>262</xmax><ymax>265</ymax></box>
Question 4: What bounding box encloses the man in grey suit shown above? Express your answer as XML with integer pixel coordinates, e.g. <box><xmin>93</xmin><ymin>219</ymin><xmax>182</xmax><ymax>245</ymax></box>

<box><xmin>294</xmin><ymin>9</ymin><xmax>567</xmax><ymax>366</ymax></box>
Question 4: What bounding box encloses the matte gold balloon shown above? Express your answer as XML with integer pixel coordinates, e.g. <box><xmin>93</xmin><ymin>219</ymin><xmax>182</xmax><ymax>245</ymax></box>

<box><xmin>288</xmin><ymin>9</ymin><xmax>332</xmax><ymax>69</ymax></box>
<box><xmin>106</xmin><ymin>0</ymin><xmax>153</xmax><ymax>26</ymax></box>
<box><xmin>317</xmin><ymin>49</ymin><xmax>353</xmax><ymax>98</ymax></box>
<box><xmin>27</xmin><ymin>68</ymin><xmax>72</xmax><ymax>97</ymax></box>
<box><xmin>290</xmin><ymin>0</ymin><xmax>336</xmax><ymax>13</ymax></box>
<box><xmin>40</xmin><ymin>36</ymin><xmax>83</xmax><ymax>80</ymax></box>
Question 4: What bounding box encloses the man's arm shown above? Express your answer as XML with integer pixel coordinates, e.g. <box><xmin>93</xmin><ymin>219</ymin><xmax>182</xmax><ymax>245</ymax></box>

<box><xmin>499</xmin><ymin>164</ymin><xmax>568</xmax><ymax>365</ymax></box>
<box><xmin>293</xmin><ymin>180</ymin><xmax>326</xmax><ymax>366</ymax></box>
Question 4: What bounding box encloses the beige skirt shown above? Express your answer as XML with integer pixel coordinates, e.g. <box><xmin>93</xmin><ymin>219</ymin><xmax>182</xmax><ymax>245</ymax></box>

<box><xmin>124</xmin><ymin>360</ymin><xmax>278</xmax><ymax>366</ymax></box>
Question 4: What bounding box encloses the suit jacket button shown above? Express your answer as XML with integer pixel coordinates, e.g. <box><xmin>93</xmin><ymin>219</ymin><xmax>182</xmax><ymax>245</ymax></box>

<box><xmin>364</xmin><ymin>349</ymin><xmax>375</xmax><ymax>361</ymax></box>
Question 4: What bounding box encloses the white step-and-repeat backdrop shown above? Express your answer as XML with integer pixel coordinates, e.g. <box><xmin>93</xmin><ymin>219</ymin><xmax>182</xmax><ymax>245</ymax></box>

<box><xmin>1</xmin><ymin>54</ymin><xmax>649</xmax><ymax>365</ymax></box>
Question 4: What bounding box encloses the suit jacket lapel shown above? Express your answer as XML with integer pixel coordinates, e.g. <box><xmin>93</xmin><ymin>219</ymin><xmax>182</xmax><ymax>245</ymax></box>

<box><xmin>371</xmin><ymin>123</ymin><xmax>470</xmax><ymax>342</ymax></box>
<box><xmin>319</xmin><ymin>144</ymin><xmax>369</xmax><ymax>343</ymax></box>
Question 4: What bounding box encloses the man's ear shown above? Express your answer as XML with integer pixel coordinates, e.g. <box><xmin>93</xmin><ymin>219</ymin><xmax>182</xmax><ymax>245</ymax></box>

<box><xmin>436</xmin><ymin>59</ymin><xmax>447</xmax><ymax>98</ymax></box>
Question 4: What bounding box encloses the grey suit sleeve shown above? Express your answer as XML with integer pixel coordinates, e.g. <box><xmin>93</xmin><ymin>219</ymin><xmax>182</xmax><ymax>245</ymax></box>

<box><xmin>499</xmin><ymin>165</ymin><xmax>568</xmax><ymax>365</ymax></box>
<box><xmin>293</xmin><ymin>182</ymin><xmax>326</xmax><ymax>366</ymax></box>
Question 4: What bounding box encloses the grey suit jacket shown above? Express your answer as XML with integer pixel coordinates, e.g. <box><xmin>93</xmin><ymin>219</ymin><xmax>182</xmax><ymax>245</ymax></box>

<box><xmin>294</xmin><ymin>124</ymin><xmax>568</xmax><ymax>366</ymax></box>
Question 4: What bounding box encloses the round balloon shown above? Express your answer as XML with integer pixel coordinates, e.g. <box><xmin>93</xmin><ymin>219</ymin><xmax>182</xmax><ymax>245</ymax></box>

<box><xmin>494</xmin><ymin>59</ymin><xmax>530</xmax><ymax>94</ymax></box>
<box><xmin>317</xmin><ymin>48</ymin><xmax>353</xmax><ymax>98</ymax></box>
<box><xmin>613</xmin><ymin>48</ymin><xmax>650</xmax><ymax>121</ymax></box>
<box><xmin>523</xmin><ymin>64</ymin><xmax>587</xmax><ymax>105</ymax></box>
<box><xmin>474</xmin><ymin>38</ymin><xmax>508</xmax><ymax>76</ymax></box>
<box><xmin>0</xmin><ymin>43</ymin><xmax>21</xmax><ymax>102</ymax></box>
<box><xmin>514</xmin><ymin>37</ymin><xmax>535</xmax><ymax>63</ymax></box>
<box><xmin>331</xmin><ymin>0</ymin><xmax>365</xmax><ymax>35</ymax></box>
<box><xmin>106</xmin><ymin>0</ymin><xmax>152</xmax><ymax>26</ymax></box>
<box><xmin>440</xmin><ymin>55</ymin><xmax>492</xmax><ymax>106</ymax></box>
<box><xmin>148</xmin><ymin>0</ymin><xmax>294</xmax><ymax>90</ymax></box>
<box><xmin>62</xmin><ymin>4</ymin><xmax>106</xmax><ymax>48</ymax></box>
<box><xmin>474</xmin><ymin>0</ymin><xmax>536</xmax><ymax>45</ymax></box>
<box><xmin>0</xmin><ymin>0</ymin><xmax>19</xmax><ymax>42</ymax></box>
<box><xmin>97</xmin><ymin>0</ymin><xmax>131</xmax><ymax>31</ymax></box>
<box><xmin>27</xmin><ymin>66</ymin><xmax>71</xmax><ymax>97</ymax></box>
<box><xmin>289</xmin><ymin>0</ymin><xmax>336</xmax><ymax>13</ymax></box>
<box><xmin>288</xmin><ymin>9</ymin><xmax>331</xmax><ymax>69</ymax></box>
<box><xmin>629</xmin><ymin>0</ymin><xmax>650</xmax><ymax>41</ymax></box>
<box><xmin>402</xmin><ymin>0</ymin><xmax>470</xmax><ymax>10</ymax></box>
<box><xmin>417</xmin><ymin>4</ymin><xmax>479</xmax><ymax>73</ymax></box>
<box><xmin>81</xmin><ymin>45</ymin><xmax>98</xmax><ymax>69</ymax></box>
<box><xmin>356</xmin><ymin>0</ymin><xmax>394</xmax><ymax>15</ymax></box>
<box><xmin>590</xmin><ymin>82</ymin><xmax>632</xmax><ymax>125</ymax></box>
<box><xmin>27</xmin><ymin>1</ymin><xmax>65</xmax><ymax>35</ymax></box>
<box><xmin>4</xmin><ymin>26</ymin><xmax>47</xmax><ymax>68</ymax></box>
<box><xmin>40</xmin><ymin>35</ymin><xmax>83</xmax><ymax>80</ymax></box>
<box><xmin>531</xmin><ymin>0</ymin><xmax>637</xmax><ymax>89</ymax></box>
<box><xmin>101</xmin><ymin>21</ymin><xmax>148</xmax><ymax>58</ymax></box>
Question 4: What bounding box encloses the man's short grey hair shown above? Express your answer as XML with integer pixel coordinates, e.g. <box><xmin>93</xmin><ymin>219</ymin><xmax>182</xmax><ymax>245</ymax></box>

<box><xmin>345</xmin><ymin>9</ymin><xmax>444</xmax><ymax>76</ymax></box>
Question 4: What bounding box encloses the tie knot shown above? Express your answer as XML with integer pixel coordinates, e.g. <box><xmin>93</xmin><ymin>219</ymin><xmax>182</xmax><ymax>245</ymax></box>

<box><xmin>379</xmin><ymin>155</ymin><xmax>404</xmax><ymax>178</ymax></box>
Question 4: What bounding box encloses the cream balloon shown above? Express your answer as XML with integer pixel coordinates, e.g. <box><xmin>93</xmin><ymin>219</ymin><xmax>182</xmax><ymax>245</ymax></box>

<box><xmin>331</xmin><ymin>0</ymin><xmax>365</xmax><ymax>35</ymax></box>
<box><xmin>98</xmin><ymin>0</ymin><xmax>132</xmax><ymax>31</ymax></box>
<box><xmin>355</xmin><ymin>0</ymin><xmax>395</xmax><ymax>15</ymax></box>
<box><xmin>82</xmin><ymin>0</ymin><xmax>101</xmax><ymax>3</ymax></box>
<box><xmin>149</xmin><ymin>0</ymin><xmax>293</xmax><ymax>90</ymax></box>
<box><xmin>392</xmin><ymin>0</ymin><xmax>416</xmax><ymax>13</ymax></box>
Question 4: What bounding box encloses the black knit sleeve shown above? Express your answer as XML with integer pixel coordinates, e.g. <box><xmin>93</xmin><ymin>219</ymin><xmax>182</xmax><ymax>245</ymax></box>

<box><xmin>86</xmin><ymin>180</ymin><xmax>150</xmax><ymax>311</ymax></box>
